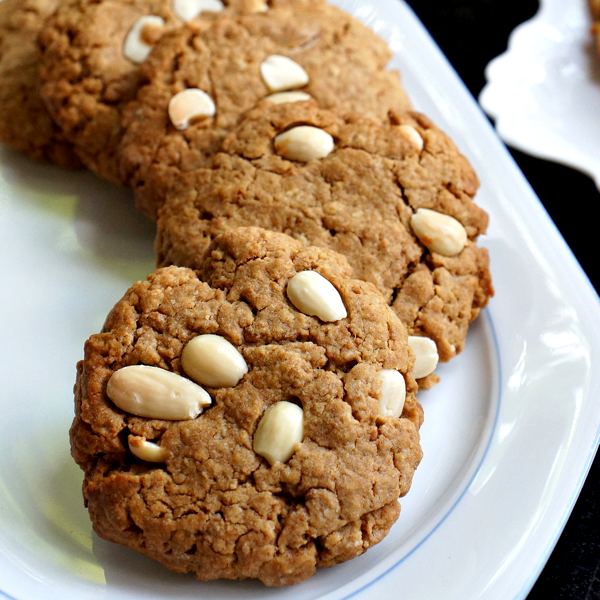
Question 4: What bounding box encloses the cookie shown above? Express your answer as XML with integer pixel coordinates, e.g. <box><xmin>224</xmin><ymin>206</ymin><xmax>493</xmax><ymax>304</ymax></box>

<box><xmin>0</xmin><ymin>0</ymin><xmax>80</xmax><ymax>167</ymax></box>
<box><xmin>119</xmin><ymin>3</ymin><xmax>412</xmax><ymax>219</ymax></box>
<box><xmin>590</xmin><ymin>0</ymin><xmax>600</xmax><ymax>53</ymax></box>
<box><xmin>155</xmin><ymin>101</ymin><xmax>493</xmax><ymax>382</ymax></box>
<box><xmin>37</xmin><ymin>0</ymin><xmax>264</xmax><ymax>183</ymax></box>
<box><xmin>71</xmin><ymin>226</ymin><xmax>423</xmax><ymax>586</ymax></box>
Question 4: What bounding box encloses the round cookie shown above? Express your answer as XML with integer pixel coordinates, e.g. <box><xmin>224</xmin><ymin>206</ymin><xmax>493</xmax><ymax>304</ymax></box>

<box><xmin>155</xmin><ymin>101</ymin><xmax>493</xmax><ymax>383</ymax></box>
<box><xmin>71</xmin><ymin>226</ymin><xmax>423</xmax><ymax>586</ymax></box>
<box><xmin>119</xmin><ymin>3</ymin><xmax>412</xmax><ymax>219</ymax></box>
<box><xmin>37</xmin><ymin>0</ymin><xmax>266</xmax><ymax>183</ymax></box>
<box><xmin>0</xmin><ymin>0</ymin><xmax>80</xmax><ymax>167</ymax></box>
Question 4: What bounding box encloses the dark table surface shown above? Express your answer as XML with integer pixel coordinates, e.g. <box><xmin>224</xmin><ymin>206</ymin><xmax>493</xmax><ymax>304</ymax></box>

<box><xmin>402</xmin><ymin>1</ymin><xmax>600</xmax><ymax>598</ymax></box>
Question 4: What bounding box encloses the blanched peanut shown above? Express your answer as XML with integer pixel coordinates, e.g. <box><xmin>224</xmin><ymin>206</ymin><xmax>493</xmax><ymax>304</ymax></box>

<box><xmin>408</xmin><ymin>336</ymin><xmax>439</xmax><ymax>379</ymax></box>
<box><xmin>172</xmin><ymin>0</ymin><xmax>224</xmax><ymax>21</ymax></box>
<box><xmin>398</xmin><ymin>124</ymin><xmax>423</xmax><ymax>151</ymax></box>
<box><xmin>378</xmin><ymin>370</ymin><xmax>406</xmax><ymax>418</ymax></box>
<box><xmin>128</xmin><ymin>435</ymin><xmax>167</xmax><ymax>462</ymax></box>
<box><xmin>181</xmin><ymin>334</ymin><xmax>248</xmax><ymax>388</ymax></box>
<box><xmin>123</xmin><ymin>15</ymin><xmax>165</xmax><ymax>63</ymax></box>
<box><xmin>107</xmin><ymin>365</ymin><xmax>211</xmax><ymax>420</ymax></box>
<box><xmin>260</xmin><ymin>55</ymin><xmax>309</xmax><ymax>92</ymax></box>
<box><xmin>274</xmin><ymin>126</ymin><xmax>334</xmax><ymax>162</ymax></box>
<box><xmin>287</xmin><ymin>271</ymin><xmax>347</xmax><ymax>322</ymax></box>
<box><xmin>410</xmin><ymin>208</ymin><xmax>467</xmax><ymax>256</ymax></box>
<box><xmin>264</xmin><ymin>91</ymin><xmax>312</xmax><ymax>104</ymax></box>
<box><xmin>245</xmin><ymin>0</ymin><xmax>269</xmax><ymax>12</ymax></box>
<box><xmin>253</xmin><ymin>401</ymin><xmax>304</xmax><ymax>465</ymax></box>
<box><xmin>168</xmin><ymin>88</ymin><xmax>215</xmax><ymax>130</ymax></box>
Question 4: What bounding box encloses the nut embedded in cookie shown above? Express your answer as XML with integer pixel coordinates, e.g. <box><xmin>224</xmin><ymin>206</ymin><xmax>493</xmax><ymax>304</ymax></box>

<box><xmin>408</xmin><ymin>336</ymin><xmax>439</xmax><ymax>379</ymax></box>
<box><xmin>286</xmin><ymin>270</ymin><xmax>347</xmax><ymax>321</ymax></box>
<box><xmin>106</xmin><ymin>364</ymin><xmax>212</xmax><ymax>419</ymax></box>
<box><xmin>264</xmin><ymin>91</ymin><xmax>312</xmax><ymax>104</ymax></box>
<box><xmin>181</xmin><ymin>333</ymin><xmax>248</xmax><ymax>387</ymax></box>
<box><xmin>172</xmin><ymin>0</ymin><xmax>225</xmax><ymax>21</ymax></box>
<box><xmin>274</xmin><ymin>126</ymin><xmax>335</xmax><ymax>162</ymax></box>
<box><xmin>128</xmin><ymin>435</ymin><xmax>168</xmax><ymax>462</ymax></box>
<box><xmin>377</xmin><ymin>370</ymin><xmax>407</xmax><ymax>418</ymax></box>
<box><xmin>253</xmin><ymin>401</ymin><xmax>304</xmax><ymax>465</ymax></box>
<box><xmin>168</xmin><ymin>88</ymin><xmax>216</xmax><ymax>130</ymax></box>
<box><xmin>411</xmin><ymin>208</ymin><xmax>468</xmax><ymax>257</ymax></box>
<box><xmin>260</xmin><ymin>54</ymin><xmax>310</xmax><ymax>92</ymax></box>
<box><xmin>122</xmin><ymin>15</ymin><xmax>166</xmax><ymax>63</ymax></box>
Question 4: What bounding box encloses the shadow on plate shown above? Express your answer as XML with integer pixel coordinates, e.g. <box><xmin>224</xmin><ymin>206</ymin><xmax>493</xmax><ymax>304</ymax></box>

<box><xmin>0</xmin><ymin>147</ymin><xmax>156</xmax><ymax>279</ymax></box>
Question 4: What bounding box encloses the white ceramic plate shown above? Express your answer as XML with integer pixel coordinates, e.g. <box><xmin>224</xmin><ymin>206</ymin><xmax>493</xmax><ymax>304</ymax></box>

<box><xmin>479</xmin><ymin>0</ymin><xmax>600</xmax><ymax>189</ymax></box>
<box><xmin>1</xmin><ymin>1</ymin><xmax>600</xmax><ymax>599</ymax></box>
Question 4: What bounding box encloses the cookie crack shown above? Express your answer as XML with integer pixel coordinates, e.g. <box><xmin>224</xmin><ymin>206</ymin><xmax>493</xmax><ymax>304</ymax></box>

<box><xmin>392</xmin><ymin>170</ymin><xmax>412</xmax><ymax>212</ymax></box>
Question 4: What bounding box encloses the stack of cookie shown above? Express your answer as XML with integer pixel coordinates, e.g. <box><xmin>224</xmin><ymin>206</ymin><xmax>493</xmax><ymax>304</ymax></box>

<box><xmin>0</xmin><ymin>0</ymin><xmax>493</xmax><ymax>587</ymax></box>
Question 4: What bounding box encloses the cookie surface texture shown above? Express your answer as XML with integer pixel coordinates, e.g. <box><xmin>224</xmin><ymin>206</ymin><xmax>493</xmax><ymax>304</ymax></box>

<box><xmin>119</xmin><ymin>1</ymin><xmax>411</xmax><ymax>219</ymax></box>
<box><xmin>37</xmin><ymin>0</ymin><xmax>238</xmax><ymax>182</ymax></box>
<box><xmin>156</xmin><ymin>102</ymin><xmax>493</xmax><ymax>372</ymax></box>
<box><xmin>72</xmin><ymin>227</ymin><xmax>423</xmax><ymax>586</ymax></box>
<box><xmin>0</xmin><ymin>0</ymin><xmax>80</xmax><ymax>167</ymax></box>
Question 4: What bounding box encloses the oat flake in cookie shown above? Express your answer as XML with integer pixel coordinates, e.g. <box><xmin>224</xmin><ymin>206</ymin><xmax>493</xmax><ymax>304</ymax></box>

<box><xmin>72</xmin><ymin>227</ymin><xmax>423</xmax><ymax>586</ymax></box>
<box><xmin>156</xmin><ymin>101</ymin><xmax>494</xmax><ymax>387</ymax></box>
<box><xmin>0</xmin><ymin>0</ymin><xmax>80</xmax><ymax>167</ymax></box>
<box><xmin>119</xmin><ymin>1</ymin><xmax>411</xmax><ymax>219</ymax></box>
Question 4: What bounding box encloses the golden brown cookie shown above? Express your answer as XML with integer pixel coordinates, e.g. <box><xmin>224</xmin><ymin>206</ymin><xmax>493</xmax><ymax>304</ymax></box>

<box><xmin>119</xmin><ymin>3</ymin><xmax>411</xmax><ymax>219</ymax></box>
<box><xmin>0</xmin><ymin>0</ymin><xmax>80</xmax><ymax>167</ymax></box>
<box><xmin>155</xmin><ymin>102</ymin><xmax>493</xmax><ymax>383</ymax></box>
<box><xmin>72</xmin><ymin>226</ymin><xmax>423</xmax><ymax>586</ymax></box>
<box><xmin>590</xmin><ymin>0</ymin><xmax>600</xmax><ymax>53</ymax></box>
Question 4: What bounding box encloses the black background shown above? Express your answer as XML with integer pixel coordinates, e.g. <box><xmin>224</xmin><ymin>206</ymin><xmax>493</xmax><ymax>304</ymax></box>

<box><xmin>402</xmin><ymin>1</ymin><xmax>600</xmax><ymax>598</ymax></box>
